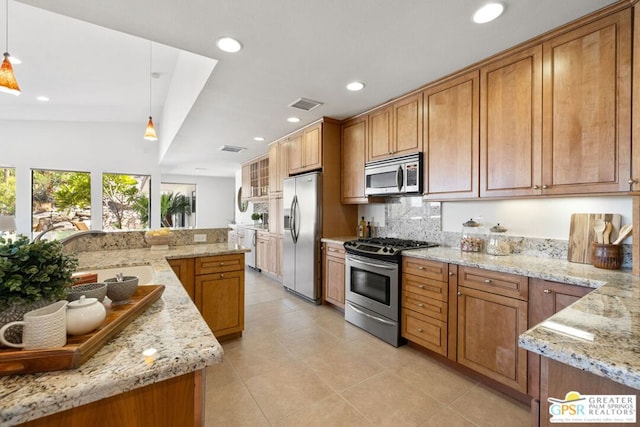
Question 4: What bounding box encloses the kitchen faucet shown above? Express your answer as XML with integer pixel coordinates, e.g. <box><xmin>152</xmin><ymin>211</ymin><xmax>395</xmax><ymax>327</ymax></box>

<box><xmin>33</xmin><ymin>223</ymin><xmax>106</xmax><ymax>244</ymax></box>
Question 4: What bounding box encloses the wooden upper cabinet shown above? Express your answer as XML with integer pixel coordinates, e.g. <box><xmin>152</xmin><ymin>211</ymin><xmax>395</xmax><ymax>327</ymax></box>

<box><xmin>288</xmin><ymin>124</ymin><xmax>322</xmax><ymax>175</ymax></box>
<box><xmin>241</xmin><ymin>163</ymin><xmax>251</xmax><ymax>200</ymax></box>
<box><xmin>480</xmin><ymin>46</ymin><xmax>542</xmax><ymax>198</ymax></box>
<box><xmin>341</xmin><ymin>116</ymin><xmax>368</xmax><ymax>204</ymax></box>
<box><xmin>367</xmin><ymin>94</ymin><xmax>422</xmax><ymax>162</ymax></box>
<box><xmin>423</xmin><ymin>70</ymin><xmax>479</xmax><ymax>199</ymax></box>
<box><xmin>269</xmin><ymin>139</ymin><xmax>288</xmax><ymax>194</ymax></box>
<box><xmin>541</xmin><ymin>9</ymin><xmax>631</xmax><ymax>195</ymax></box>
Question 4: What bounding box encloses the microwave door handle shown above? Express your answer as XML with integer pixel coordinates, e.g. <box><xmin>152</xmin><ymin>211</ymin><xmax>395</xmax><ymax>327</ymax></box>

<box><xmin>396</xmin><ymin>165</ymin><xmax>404</xmax><ymax>192</ymax></box>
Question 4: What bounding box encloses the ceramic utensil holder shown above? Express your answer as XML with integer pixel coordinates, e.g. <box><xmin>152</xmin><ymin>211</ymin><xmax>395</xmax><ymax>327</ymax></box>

<box><xmin>591</xmin><ymin>243</ymin><xmax>622</xmax><ymax>270</ymax></box>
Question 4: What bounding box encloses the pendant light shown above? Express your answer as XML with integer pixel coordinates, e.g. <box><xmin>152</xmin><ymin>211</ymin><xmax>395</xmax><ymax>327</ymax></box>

<box><xmin>0</xmin><ymin>0</ymin><xmax>20</xmax><ymax>96</ymax></box>
<box><xmin>143</xmin><ymin>41</ymin><xmax>158</xmax><ymax>141</ymax></box>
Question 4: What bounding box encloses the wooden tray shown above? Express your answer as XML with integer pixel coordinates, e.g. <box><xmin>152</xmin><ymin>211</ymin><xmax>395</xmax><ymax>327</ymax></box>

<box><xmin>0</xmin><ymin>284</ymin><xmax>165</xmax><ymax>376</ymax></box>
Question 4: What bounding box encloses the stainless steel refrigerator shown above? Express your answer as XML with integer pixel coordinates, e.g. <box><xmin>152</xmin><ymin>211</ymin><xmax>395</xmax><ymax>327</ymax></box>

<box><xmin>283</xmin><ymin>171</ymin><xmax>322</xmax><ymax>303</ymax></box>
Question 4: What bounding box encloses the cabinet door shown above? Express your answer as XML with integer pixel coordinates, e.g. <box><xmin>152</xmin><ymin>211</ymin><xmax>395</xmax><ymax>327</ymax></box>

<box><xmin>256</xmin><ymin>233</ymin><xmax>269</xmax><ymax>271</ymax></box>
<box><xmin>268</xmin><ymin>195</ymin><xmax>283</xmax><ymax>235</ymax></box>
<box><xmin>368</xmin><ymin>105</ymin><xmax>393</xmax><ymax>161</ymax></box>
<box><xmin>303</xmin><ymin>124</ymin><xmax>322</xmax><ymax>171</ymax></box>
<box><xmin>288</xmin><ymin>132</ymin><xmax>304</xmax><ymax>175</ymax></box>
<box><xmin>341</xmin><ymin>116</ymin><xmax>368</xmax><ymax>203</ymax></box>
<box><xmin>423</xmin><ymin>70</ymin><xmax>480</xmax><ymax>199</ymax></box>
<box><xmin>480</xmin><ymin>46</ymin><xmax>542</xmax><ymax>198</ymax></box>
<box><xmin>268</xmin><ymin>142</ymin><xmax>279</xmax><ymax>194</ymax></box>
<box><xmin>241</xmin><ymin>164</ymin><xmax>251</xmax><ymax>200</ymax></box>
<box><xmin>168</xmin><ymin>258</ymin><xmax>195</xmax><ymax>302</ymax></box>
<box><xmin>393</xmin><ymin>93</ymin><xmax>423</xmax><ymax>155</ymax></box>
<box><xmin>278</xmin><ymin>139</ymin><xmax>289</xmax><ymax>186</ymax></box>
<box><xmin>196</xmin><ymin>270</ymin><xmax>244</xmax><ymax>337</ymax></box>
<box><xmin>528</xmin><ymin>278</ymin><xmax>593</xmax><ymax>399</ymax></box>
<box><xmin>541</xmin><ymin>10</ymin><xmax>631</xmax><ymax>195</ymax></box>
<box><xmin>322</xmin><ymin>243</ymin><xmax>345</xmax><ymax>308</ymax></box>
<box><xmin>457</xmin><ymin>286</ymin><xmax>528</xmax><ymax>393</ymax></box>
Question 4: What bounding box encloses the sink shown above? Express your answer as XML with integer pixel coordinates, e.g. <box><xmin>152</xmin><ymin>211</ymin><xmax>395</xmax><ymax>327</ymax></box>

<box><xmin>76</xmin><ymin>265</ymin><xmax>155</xmax><ymax>285</ymax></box>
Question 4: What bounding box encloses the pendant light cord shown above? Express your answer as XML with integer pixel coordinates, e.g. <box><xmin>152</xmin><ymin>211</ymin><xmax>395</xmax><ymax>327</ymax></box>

<box><xmin>149</xmin><ymin>40</ymin><xmax>152</xmax><ymax>117</ymax></box>
<box><xmin>5</xmin><ymin>0</ymin><xmax>9</xmax><ymax>53</ymax></box>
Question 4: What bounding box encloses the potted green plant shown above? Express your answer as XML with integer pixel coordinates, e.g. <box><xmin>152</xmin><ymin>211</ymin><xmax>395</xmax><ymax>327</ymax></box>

<box><xmin>0</xmin><ymin>235</ymin><xmax>79</xmax><ymax>345</ymax></box>
<box><xmin>251</xmin><ymin>213</ymin><xmax>262</xmax><ymax>225</ymax></box>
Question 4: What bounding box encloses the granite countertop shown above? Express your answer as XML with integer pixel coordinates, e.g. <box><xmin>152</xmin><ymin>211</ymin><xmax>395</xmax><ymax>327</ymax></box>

<box><xmin>404</xmin><ymin>247</ymin><xmax>640</xmax><ymax>390</ymax></box>
<box><xmin>0</xmin><ymin>242</ymin><xmax>249</xmax><ymax>426</ymax></box>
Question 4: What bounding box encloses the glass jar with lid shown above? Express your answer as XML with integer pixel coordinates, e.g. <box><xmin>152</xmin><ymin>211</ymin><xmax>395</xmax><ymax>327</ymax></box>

<box><xmin>460</xmin><ymin>219</ymin><xmax>485</xmax><ymax>252</ymax></box>
<box><xmin>486</xmin><ymin>223</ymin><xmax>510</xmax><ymax>256</ymax></box>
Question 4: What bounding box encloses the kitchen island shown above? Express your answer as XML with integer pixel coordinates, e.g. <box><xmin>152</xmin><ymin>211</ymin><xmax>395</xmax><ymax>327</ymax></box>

<box><xmin>0</xmin><ymin>243</ymin><xmax>248</xmax><ymax>427</ymax></box>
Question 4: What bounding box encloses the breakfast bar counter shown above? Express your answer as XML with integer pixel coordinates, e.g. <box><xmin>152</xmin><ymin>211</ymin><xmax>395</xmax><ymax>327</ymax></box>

<box><xmin>0</xmin><ymin>243</ymin><xmax>248</xmax><ymax>426</ymax></box>
<box><xmin>404</xmin><ymin>247</ymin><xmax>640</xmax><ymax>391</ymax></box>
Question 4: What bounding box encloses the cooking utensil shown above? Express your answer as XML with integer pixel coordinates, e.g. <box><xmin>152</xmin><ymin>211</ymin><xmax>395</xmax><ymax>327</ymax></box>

<box><xmin>603</xmin><ymin>221</ymin><xmax>613</xmax><ymax>244</ymax></box>
<box><xmin>612</xmin><ymin>224</ymin><xmax>632</xmax><ymax>245</ymax></box>
<box><xmin>593</xmin><ymin>219</ymin><xmax>606</xmax><ymax>244</ymax></box>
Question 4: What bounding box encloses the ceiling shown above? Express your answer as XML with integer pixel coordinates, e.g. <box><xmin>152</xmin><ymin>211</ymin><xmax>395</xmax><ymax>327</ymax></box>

<box><xmin>4</xmin><ymin>0</ymin><xmax>618</xmax><ymax>177</ymax></box>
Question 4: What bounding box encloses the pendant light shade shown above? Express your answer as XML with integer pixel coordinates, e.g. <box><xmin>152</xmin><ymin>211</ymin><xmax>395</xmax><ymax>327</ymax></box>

<box><xmin>1</xmin><ymin>0</ymin><xmax>20</xmax><ymax>96</ymax></box>
<box><xmin>144</xmin><ymin>116</ymin><xmax>158</xmax><ymax>141</ymax></box>
<box><xmin>143</xmin><ymin>41</ymin><xmax>158</xmax><ymax>140</ymax></box>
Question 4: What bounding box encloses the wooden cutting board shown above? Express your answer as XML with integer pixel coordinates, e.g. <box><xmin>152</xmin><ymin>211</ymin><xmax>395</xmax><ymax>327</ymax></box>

<box><xmin>568</xmin><ymin>213</ymin><xmax>621</xmax><ymax>264</ymax></box>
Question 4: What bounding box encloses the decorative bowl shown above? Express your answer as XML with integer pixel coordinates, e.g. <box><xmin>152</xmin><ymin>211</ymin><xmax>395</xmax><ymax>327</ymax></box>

<box><xmin>104</xmin><ymin>276</ymin><xmax>139</xmax><ymax>305</ymax></box>
<box><xmin>65</xmin><ymin>282</ymin><xmax>108</xmax><ymax>302</ymax></box>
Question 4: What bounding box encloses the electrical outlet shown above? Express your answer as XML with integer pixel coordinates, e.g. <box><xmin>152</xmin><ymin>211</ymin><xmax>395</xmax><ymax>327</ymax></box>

<box><xmin>194</xmin><ymin>234</ymin><xmax>207</xmax><ymax>243</ymax></box>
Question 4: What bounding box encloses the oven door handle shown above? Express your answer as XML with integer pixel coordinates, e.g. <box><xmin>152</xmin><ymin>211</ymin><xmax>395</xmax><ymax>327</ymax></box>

<box><xmin>347</xmin><ymin>256</ymin><xmax>398</xmax><ymax>270</ymax></box>
<box><xmin>346</xmin><ymin>302</ymin><xmax>396</xmax><ymax>326</ymax></box>
<box><xmin>396</xmin><ymin>165</ymin><xmax>404</xmax><ymax>192</ymax></box>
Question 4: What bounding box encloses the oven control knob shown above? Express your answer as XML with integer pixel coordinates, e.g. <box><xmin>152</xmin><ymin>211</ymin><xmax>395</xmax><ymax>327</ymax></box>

<box><xmin>382</xmin><ymin>247</ymin><xmax>388</xmax><ymax>253</ymax></box>
<box><xmin>388</xmin><ymin>248</ymin><xmax>395</xmax><ymax>254</ymax></box>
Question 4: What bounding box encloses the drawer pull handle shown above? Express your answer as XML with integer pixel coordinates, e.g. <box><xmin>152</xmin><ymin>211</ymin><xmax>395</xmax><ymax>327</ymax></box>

<box><xmin>220</xmin><ymin>273</ymin><xmax>225</xmax><ymax>278</ymax></box>
<box><xmin>417</xmin><ymin>328</ymin><xmax>424</xmax><ymax>333</ymax></box>
<box><xmin>449</xmin><ymin>271</ymin><xmax>454</xmax><ymax>276</ymax></box>
<box><xmin>220</xmin><ymin>262</ymin><xmax>225</xmax><ymax>266</ymax></box>
<box><xmin>543</xmin><ymin>289</ymin><xmax>552</xmax><ymax>294</ymax></box>
<box><xmin>484</xmin><ymin>279</ymin><xmax>492</xmax><ymax>284</ymax></box>
<box><xmin>418</xmin><ymin>303</ymin><xmax>424</xmax><ymax>308</ymax></box>
<box><xmin>418</xmin><ymin>266</ymin><xmax>424</xmax><ymax>270</ymax></box>
<box><xmin>418</xmin><ymin>285</ymin><xmax>425</xmax><ymax>289</ymax></box>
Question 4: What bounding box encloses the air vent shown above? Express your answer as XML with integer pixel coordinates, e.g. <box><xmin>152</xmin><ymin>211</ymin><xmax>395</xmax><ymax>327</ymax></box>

<box><xmin>218</xmin><ymin>145</ymin><xmax>246</xmax><ymax>153</ymax></box>
<box><xmin>288</xmin><ymin>98</ymin><xmax>323</xmax><ymax>111</ymax></box>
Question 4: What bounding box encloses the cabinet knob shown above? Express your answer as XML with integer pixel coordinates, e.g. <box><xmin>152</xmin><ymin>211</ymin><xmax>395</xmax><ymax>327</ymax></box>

<box><xmin>457</xmin><ymin>291</ymin><xmax>462</xmax><ymax>296</ymax></box>
<box><xmin>542</xmin><ymin>185</ymin><xmax>548</xmax><ymax>189</ymax></box>
<box><xmin>448</xmin><ymin>271</ymin><xmax>454</xmax><ymax>276</ymax></box>
<box><xmin>220</xmin><ymin>262</ymin><xmax>225</xmax><ymax>266</ymax></box>
<box><xmin>418</xmin><ymin>266</ymin><xmax>424</xmax><ymax>270</ymax></box>
<box><xmin>417</xmin><ymin>328</ymin><xmax>424</xmax><ymax>333</ymax></box>
<box><xmin>484</xmin><ymin>279</ymin><xmax>492</xmax><ymax>284</ymax></box>
<box><xmin>418</xmin><ymin>285</ymin><xmax>425</xmax><ymax>289</ymax></box>
<box><xmin>533</xmin><ymin>185</ymin><xmax>539</xmax><ymax>190</ymax></box>
<box><xmin>543</xmin><ymin>289</ymin><xmax>552</xmax><ymax>294</ymax></box>
<box><xmin>418</xmin><ymin>303</ymin><xmax>425</xmax><ymax>308</ymax></box>
<box><xmin>220</xmin><ymin>273</ymin><xmax>225</xmax><ymax>278</ymax></box>
<box><xmin>628</xmin><ymin>179</ymin><xmax>636</xmax><ymax>185</ymax></box>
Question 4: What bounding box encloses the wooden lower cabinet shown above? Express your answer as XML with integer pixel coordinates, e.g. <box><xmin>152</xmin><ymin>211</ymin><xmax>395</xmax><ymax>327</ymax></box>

<box><xmin>456</xmin><ymin>266</ymin><xmax>528</xmax><ymax>394</ymax></box>
<box><xmin>23</xmin><ymin>370</ymin><xmax>203</xmax><ymax>427</ymax></box>
<box><xmin>401</xmin><ymin>257</ymin><xmax>449</xmax><ymax>356</ymax></box>
<box><xmin>256</xmin><ymin>231</ymin><xmax>269</xmax><ymax>272</ymax></box>
<box><xmin>169</xmin><ymin>254</ymin><xmax>246</xmax><ymax>340</ymax></box>
<box><xmin>322</xmin><ymin>242</ymin><xmax>345</xmax><ymax>308</ymax></box>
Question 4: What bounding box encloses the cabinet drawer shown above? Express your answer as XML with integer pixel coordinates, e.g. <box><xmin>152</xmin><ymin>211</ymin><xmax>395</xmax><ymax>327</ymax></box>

<box><xmin>458</xmin><ymin>266</ymin><xmax>528</xmax><ymax>301</ymax></box>
<box><xmin>403</xmin><ymin>272</ymin><xmax>448</xmax><ymax>302</ymax></box>
<box><xmin>402</xmin><ymin>290</ymin><xmax>447</xmax><ymax>322</ymax></box>
<box><xmin>196</xmin><ymin>254</ymin><xmax>244</xmax><ymax>275</ymax></box>
<box><xmin>324</xmin><ymin>242</ymin><xmax>346</xmax><ymax>259</ymax></box>
<box><xmin>402</xmin><ymin>309</ymin><xmax>447</xmax><ymax>356</ymax></box>
<box><xmin>402</xmin><ymin>257</ymin><xmax>448</xmax><ymax>282</ymax></box>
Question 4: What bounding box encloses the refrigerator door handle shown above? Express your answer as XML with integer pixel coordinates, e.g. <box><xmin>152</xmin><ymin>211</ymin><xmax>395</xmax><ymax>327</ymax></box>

<box><xmin>290</xmin><ymin>195</ymin><xmax>298</xmax><ymax>244</ymax></box>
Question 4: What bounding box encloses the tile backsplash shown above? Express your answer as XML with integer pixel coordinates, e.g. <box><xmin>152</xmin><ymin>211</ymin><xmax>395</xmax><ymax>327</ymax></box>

<box><xmin>368</xmin><ymin>196</ymin><xmax>631</xmax><ymax>268</ymax></box>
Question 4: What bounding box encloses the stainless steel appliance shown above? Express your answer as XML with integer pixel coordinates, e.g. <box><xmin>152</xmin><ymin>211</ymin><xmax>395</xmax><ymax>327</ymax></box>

<box><xmin>283</xmin><ymin>172</ymin><xmax>322</xmax><ymax>303</ymax></box>
<box><xmin>344</xmin><ymin>237</ymin><xmax>437</xmax><ymax>346</ymax></box>
<box><xmin>365</xmin><ymin>153</ymin><xmax>422</xmax><ymax>196</ymax></box>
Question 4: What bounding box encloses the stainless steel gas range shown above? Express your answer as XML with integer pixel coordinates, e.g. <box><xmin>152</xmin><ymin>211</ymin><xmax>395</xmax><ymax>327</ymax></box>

<box><xmin>343</xmin><ymin>237</ymin><xmax>438</xmax><ymax>347</ymax></box>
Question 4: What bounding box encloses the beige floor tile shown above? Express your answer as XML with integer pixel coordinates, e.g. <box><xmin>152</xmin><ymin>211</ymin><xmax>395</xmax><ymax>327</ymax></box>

<box><xmin>342</xmin><ymin>370</ymin><xmax>444</xmax><ymax>427</ymax></box>
<box><xmin>205</xmin><ymin>359</ymin><xmax>242</xmax><ymax>389</ymax></box>
<box><xmin>302</xmin><ymin>346</ymin><xmax>386</xmax><ymax>392</ymax></box>
<box><xmin>204</xmin><ymin>381</ymin><xmax>269</xmax><ymax>427</ymax></box>
<box><xmin>393</xmin><ymin>360</ymin><xmax>478</xmax><ymax>404</ymax></box>
<box><xmin>245</xmin><ymin>360</ymin><xmax>334</xmax><ymax>423</ymax></box>
<box><xmin>273</xmin><ymin>394</ymin><xmax>373</xmax><ymax>427</ymax></box>
<box><xmin>418</xmin><ymin>408</ymin><xmax>477</xmax><ymax>427</ymax></box>
<box><xmin>224</xmin><ymin>338</ymin><xmax>296</xmax><ymax>381</ymax></box>
<box><xmin>277</xmin><ymin>325</ymin><xmax>343</xmax><ymax>359</ymax></box>
<box><xmin>448</xmin><ymin>383</ymin><xmax>530</xmax><ymax>427</ymax></box>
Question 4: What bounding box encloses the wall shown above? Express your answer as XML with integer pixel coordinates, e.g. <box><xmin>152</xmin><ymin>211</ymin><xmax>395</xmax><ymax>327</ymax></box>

<box><xmin>0</xmin><ymin>120</ymin><xmax>233</xmax><ymax>234</ymax></box>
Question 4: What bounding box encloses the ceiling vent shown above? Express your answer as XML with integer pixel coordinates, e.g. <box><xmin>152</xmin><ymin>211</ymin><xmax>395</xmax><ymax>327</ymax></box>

<box><xmin>288</xmin><ymin>98</ymin><xmax>323</xmax><ymax>111</ymax></box>
<box><xmin>218</xmin><ymin>145</ymin><xmax>246</xmax><ymax>153</ymax></box>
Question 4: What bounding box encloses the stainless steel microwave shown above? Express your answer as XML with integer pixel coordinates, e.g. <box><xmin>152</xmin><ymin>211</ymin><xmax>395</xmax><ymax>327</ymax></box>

<box><xmin>364</xmin><ymin>153</ymin><xmax>422</xmax><ymax>196</ymax></box>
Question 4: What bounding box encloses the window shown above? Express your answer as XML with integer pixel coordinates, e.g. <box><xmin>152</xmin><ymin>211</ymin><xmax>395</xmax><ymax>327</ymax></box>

<box><xmin>160</xmin><ymin>183</ymin><xmax>196</xmax><ymax>228</ymax></box>
<box><xmin>32</xmin><ymin>169</ymin><xmax>92</xmax><ymax>238</ymax></box>
<box><xmin>0</xmin><ymin>167</ymin><xmax>16</xmax><ymax>238</ymax></box>
<box><xmin>102</xmin><ymin>173</ymin><xmax>151</xmax><ymax>231</ymax></box>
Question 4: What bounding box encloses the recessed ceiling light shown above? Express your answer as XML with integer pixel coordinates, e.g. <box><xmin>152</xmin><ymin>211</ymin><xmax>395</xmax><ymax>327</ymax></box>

<box><xmin>346</xmin><ymin>81</ymin><xmax>365</xmax><ymax>91</ymax></box>
<box><xmin>287</xmin><ymin>117</ymin><xmax>301</xmax><ymax>123</ymax></box>
<box><xmin>36</xmin><ymin>96</ymin><xmax>50</xmax><ymax>102</ymax></box>
<box><xmin>216</xmin><ymin>37</ymin><xmax>243</xmax><ymax>53</ymax></box>
<box><xmin>253</xmin><ymin>136</ymin><xmax>265</xmax><ymax>141</ymax></box>
<box><xmin>473</xmin><ymin>3</ymin><xmax>504</xmax><ymax>24</ymax></box>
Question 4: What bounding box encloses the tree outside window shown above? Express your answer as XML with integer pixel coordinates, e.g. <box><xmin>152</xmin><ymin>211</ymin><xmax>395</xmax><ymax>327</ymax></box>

<box><xmin>0</xmin><ymin>167</ymin><xmax>16</xmax><ymax>216</ymax></box>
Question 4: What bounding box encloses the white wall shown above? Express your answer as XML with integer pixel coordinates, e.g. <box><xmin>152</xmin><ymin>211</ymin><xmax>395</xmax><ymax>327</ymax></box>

<box><xmin>161</xmin><ymin>174</ymin><xmax>234</xmax><ymax>227</ymax></box>
<box><xmin>1</xmin><ymin>120</ymin><xmax>156</xmax><ymax>234</ymax></box>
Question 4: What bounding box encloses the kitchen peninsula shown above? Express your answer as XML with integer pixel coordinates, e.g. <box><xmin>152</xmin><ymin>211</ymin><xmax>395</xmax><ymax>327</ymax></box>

<box><xmin>0</xmin><ymin>242</ymin><xmax>248</xmax><ymax>426</ymax></box>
